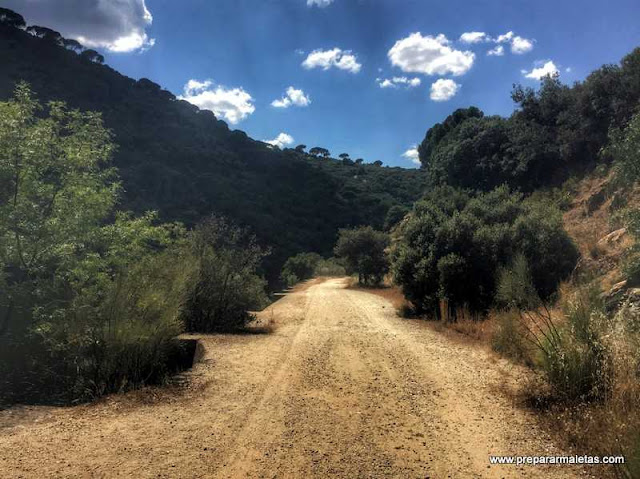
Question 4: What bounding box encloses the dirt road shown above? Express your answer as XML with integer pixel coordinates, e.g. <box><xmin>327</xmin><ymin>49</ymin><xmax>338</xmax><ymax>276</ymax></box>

<box><xmin>0</xmin><ymin>278</ymin><xmax>587</xmax><ymax>478</ymax></box>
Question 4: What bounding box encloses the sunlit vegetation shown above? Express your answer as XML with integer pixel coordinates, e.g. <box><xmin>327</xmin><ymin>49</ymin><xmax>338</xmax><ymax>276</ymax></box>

<box><xmin>392</xmin><ymin>186</ymin><xmax>578</xmax><ymax>318</ymax></box>
<box><xmin>397</xmin><ymin>48</ymin><xmax>640</xmax><ymax>475</ymax></box>
<box><xmin>0</xmin><ymin>87</ymin><xmax>269</xmax><ymax>404</ymax></box>
<box><xmin>417</xmin><ymin>48</ymin><xmax>640</xmax><ymax>192</ymax></box>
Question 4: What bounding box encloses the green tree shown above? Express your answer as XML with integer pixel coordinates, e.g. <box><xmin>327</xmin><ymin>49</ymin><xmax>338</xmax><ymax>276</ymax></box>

<box><xmin>335</xmin><ymin>226</ymin><xmax>389</xmax><ymax>285</ymax></box>
<box><xmin>383</xmin><ymin>205</ymin><xmax>409</xmax><ymax>231</ymax></box>
<box><xmin>392</xmin><ymin>186</ymin><xmax>578</xmax><ymax>318</ymax></box>
<box><xmin>309</xmin><ymin>146</ymin><xmax>330</xmax><ymax>158</ymax></box>
<box><xmin>183</xmin><ymin>216</ymin><xmax>269</xmax><ymax>332</ymax></box>
<box><xmin>0</xmin><ymin>83</ymin><xmax>117</xmax><ymax>338</ymax></box>
<box><xmin>0</xmin><ymin>85</ymin><xmax>194</xmax><ymax>402</ymax></box>
<box><xmin>418</xmin><ymin>107</ymin><xmax>484</xmax><ymax>168</ymax></box>
<box><xmin>280</xmin><ymin>252</ymin><xmax>322</xmax><ymax>287</ymax></box>
<box><xmin>607</xmin><ymin>110</ymin><xmax>640</xmax><ymax>185</ymax></box>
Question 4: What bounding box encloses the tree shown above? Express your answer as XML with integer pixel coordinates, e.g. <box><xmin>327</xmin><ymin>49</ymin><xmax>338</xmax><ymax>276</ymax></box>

<box><xmin>418</xmin><ymin>107</ymin><xmax>484</xmax><ymax>168</ymax></box>
<box><xmin>335</xmin><ymin>226</ymin><xmax>389</xmax><ymax>286</ymax></box>
<box><xmin>392</xmin><ymin>186</ymin><xmax>578</xmax><ymax>318</ymax></box>
<box><xmin>26</xmin><ymin>26</ymin><xmax>63</xmax><ymax>45</ymax></box>
<box><xmin>80</xmin><ymin>49</ymin><xmax>104</xmax><ymax>64</ymax></box>
<box><xmin>384</xmin><ymin>205</ymin><xmax>409</xmax><ymax>231</ymax></box>
<box><xmin>0</xmin><ymin>8</ymin><xmax>25</xmax><ymax>29</ymax></box>
<box><xmin>295</xmin><ymin>144</ymin><xmax>307</xmax><ymax>153</ymax></box>
<box><xmin>0</xmin><ymin>85</ymin><xmax>194</xmax><ymax>402</ymax></box>
<box><xmin>182</xmin><ymin>216</ymin><xmax>269</xmax><ymax>332</ymax></box>
<box><xmin>373</xmin><ymin>160</ymin><xmax>383</xmax><ymax>167</ymax></box>
<box><xmin>0</xmin><ymin>83</ymin><xmax>117</xmax><ymax>338</ymax></box>
<box><xmin>62</xmin><ymin>38</ymin><xmax>84</xmax><ymax>52</ymax></box>
<box><xmin>309</xmin><ymin>146</ymin><xmax>330</xmax><ymax>158</ymax></box>
<box><xmin>607</xmin><ymin>110</ymin><xmax>640</xmax><ymax>185</ymax></box>
<box><xmin>338</xmin><ymin>153</ymin><xmax>350</xmax><ymax>160</ymax></box>
<box><xmin>355</xmin><ymin>158</ymin><xmax>364</xmax><ymax>165</ymax></box>
<box><xmin>280</xmin><ymin>252</ymin><xmax>322</xmax><ymax>287</ymax></box>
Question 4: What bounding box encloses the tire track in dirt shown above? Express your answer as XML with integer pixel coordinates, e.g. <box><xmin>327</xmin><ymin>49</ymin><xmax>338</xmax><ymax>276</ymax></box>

<box><xmin>0</xmin><ymin>278</ymin><xmax>589</xmax><ymax>478</ymax></box>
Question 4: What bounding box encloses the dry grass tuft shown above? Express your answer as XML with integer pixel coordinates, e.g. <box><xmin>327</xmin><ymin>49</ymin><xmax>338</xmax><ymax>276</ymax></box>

<box><xmin>348</xmin><ymin>279</ymin><xmax>415</xmax><ymax>315</ymax></box>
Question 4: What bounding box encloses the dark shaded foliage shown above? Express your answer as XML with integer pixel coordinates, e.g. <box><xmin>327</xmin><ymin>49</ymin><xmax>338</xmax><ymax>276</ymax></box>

<box><xmin>0</xmin><ymin>7</ymin><xmax>25</xmax><ymax>28</ymax></box>
<box><xmin>182</xmin><ymin>216</ymin><xmax>269</xmax><ymax>333</ymax></box>
<box><xmin>335</xmin><ymin>226</ymin><xmax>390</xmax><ymax>286</ymax></box>
<box><xmin>417</xmin><ymin>50</ymin><xmax>640</xmax><ymax>191</ymax></box>
<box><xmin>392</xmin><ymin>186</ymin><xmax>579</xmax><ymax>317</ymax></box>
<box><xmin>280</xmin><ymin>252</ymin><xmax>323</xmax><ymax>286</ymax></box>
<box><xmin>0</xmin><ymin>17</ymin><xmax>426</xmax><ymax>288</ymax></box>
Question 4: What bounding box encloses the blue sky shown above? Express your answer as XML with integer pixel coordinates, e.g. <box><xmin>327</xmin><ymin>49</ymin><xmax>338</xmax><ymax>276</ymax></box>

<box><xmin>6</xmin><ymin>0</ymin><xmax>640</xmax><ymax>167</ymax></box>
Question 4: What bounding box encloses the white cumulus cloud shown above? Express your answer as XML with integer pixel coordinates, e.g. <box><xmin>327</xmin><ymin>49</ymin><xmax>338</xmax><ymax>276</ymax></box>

<box><xmin>487</xmin><ymin>45</ymin><xmax>504</xmax><ymax>56</ymax></box>
<box><xmin>388</xmin><ymin>33</ymin><xmax>475</xmax><ymax>77</ymax></box>
<box><xmin>511</xmin><ymin>36</ymin><xmax>534</xmax><ymax>54</ymax></box>
<box><xmin>459</xmin><ymin>31</ymin><xmax>487</xmax><ymax>44</ymax></box>
<box><xmin>522</xmin><ymin>61</ymin><xmax>559</xmax><ymax>80</ymax></box>
<box><xmin>430</xmin><ymin>79</ymin><xmax>460</xmax><ymax>101</ymax></box>
<box><xmin>265</xmin><ymin>133</ymin><xmax>295</xmax><ymax>149</ymax></box>
<box><xmin>495</xmin><ymin>31</ymin><xmax>515</xmax><ymax>43</ymax></box>
<box><xmin>3</xmin><ymin>0</ymin><xmax>155</xmax><ymax>53</ymax></box>
<box><xmin>179</xmin><ymin>80</ymin><xmax>255</xmax><ymax>124</ymax></box>
<box><xmin>492</xmin><ymin>31</ymin><xmax>534</xmax><ymax>54</ymax></box>
<box><xmin>402</xmin><ymin>147</ymin><xmax>421</xmax><ymax>165</ymax></box>
<box><xmin>307</xmin><ymin>0</ymin><xmax>334</xmax><ymax>7</ymax></box>
<box><xmin>376</xmin><ymin>77</ymin><xmax>421</xmax><ymax>89</ymax></box>
<box><xmin>271</xmin><ymin>87</ymin><xmax>311</xmax><ymax>108</ymax></box>
<box><xmin>302</xmin><ymin>48</ymin><xmax>362</xmax><ymax>73</ymax></box>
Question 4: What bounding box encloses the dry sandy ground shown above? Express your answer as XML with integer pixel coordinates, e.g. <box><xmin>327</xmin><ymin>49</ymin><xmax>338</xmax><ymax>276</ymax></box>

<box><xmin>0</xmin><ymin>278</ymin><xmax>593</xmax><ymax>478</ymax></box>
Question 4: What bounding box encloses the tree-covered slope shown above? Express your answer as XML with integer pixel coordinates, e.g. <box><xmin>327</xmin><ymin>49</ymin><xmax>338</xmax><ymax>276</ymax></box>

<box><xmin>417</xmin><ymin>49</ymin><xmax>640</xmax><ymax>193</ymax></box>
<box><xmin>0</xmin><ymin>20</ymin><xmax>427</xmax><ymax>283</ymax></box>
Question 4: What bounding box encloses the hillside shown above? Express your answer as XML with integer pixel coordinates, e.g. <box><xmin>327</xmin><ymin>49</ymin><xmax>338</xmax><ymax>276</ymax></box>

<box><xmin>0</xmin><ymin>22</ymin><xmax>427</xmax><ymax>284</ymax></box>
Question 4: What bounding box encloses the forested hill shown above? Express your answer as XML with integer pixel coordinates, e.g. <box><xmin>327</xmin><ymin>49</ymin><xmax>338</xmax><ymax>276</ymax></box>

<box><xmin>0</xmin><ymin>19</ymin><xmax>426</xmax><ymax>283</ymax></box>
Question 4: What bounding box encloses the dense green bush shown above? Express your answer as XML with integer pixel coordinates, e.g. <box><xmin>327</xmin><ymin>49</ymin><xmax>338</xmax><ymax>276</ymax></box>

<box><xmin>383</xmin><ymin>205</ymin><xmax>410</xmax><ymax>231</ymax></box>
<box><xmin>605</xmin><ymin>111</ymin><xmax>640</xmax><ymax>284</ymax></box>
<box><xmin>182</xmin><ymin>216</ymin><xmax>269</xmax><ymax>333</ymax></box>
<box><xmin>0</xmin><ymin>85</ymin><xmax>194</xmax><ymax>403</ymax></box>
<box><xmin>314</xmin><ymin>257</ymin><xmax>347</xmax><ymax>277</ymax></box>
<box><xmin>335</xmin><ymin>226</ymin><xmax>389</xmax><ymax>286</ymax></box>
<box><xmin>280</xmin><ymin>252</ymin><xmax>323</xmax><ymax>287</ymax></box>
<box><xmin>392</xmin><ymin>186</ymin><xmax>578</xmax><ymax>317</ymax></box>
<box><xmin>607</xmin><ymin>111</ymin><xmax>640</xmax><ymax>187</ymax></box>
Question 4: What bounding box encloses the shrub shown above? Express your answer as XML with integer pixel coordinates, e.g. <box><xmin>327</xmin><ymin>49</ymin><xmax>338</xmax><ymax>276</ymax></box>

<box><xmin>335</xmin><ymin>226</ymin><xmax>389</xmax><ymax>286</ymax></box>
<box><xmin>491</xmin><ymin>311</ymin><xmax>531</xmax><ymax>364</ymax></box>
<box><xmin>607</xmin><ymin>111</ymin><xmax>640</xmax><ymax>186</ymax></box>
<box><xmin>182</xmin><ymin>216</ymin><xmax>269</xmax><ymax>333</ymax></box>
<box><xmin>623</xmin><ymin>209</ymin><xmax>640</xmax><ymax>286</ymax></box>
<box><xmin>280</xmin><ymin>252</ymin><xmax>322</xmax><ymax>287</ymax></box>
<box><xmin>314</xmin><ymin>257</ymin><xmax>347</xmax><ymax>277</ymax></box>
<box><xmin>0</xmin><ymin>86</ymin><xmax>195</xmax><ymax>402</ymax></box>
<box><xmin>384</xmin><ymin>205</ymin><xmax>409</xmax><ymax>231</ymax></box>
<box><xmin>393</xmin><ymin>186</ymin><xmax>578</xmax><ymax>317</ymax></box>
<box><xmin>497</xmin><ymin>257</ymin><xmax>607</xmax><ymax>401</ymax></box>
